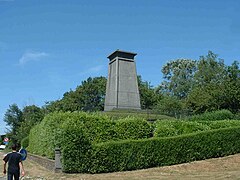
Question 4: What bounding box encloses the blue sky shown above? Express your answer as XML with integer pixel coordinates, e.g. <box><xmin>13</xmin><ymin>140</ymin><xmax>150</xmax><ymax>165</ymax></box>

<box><xmin>0</xmin><ymin>0</ymin><xmax>239</xmax><ymax>134</ymax></box>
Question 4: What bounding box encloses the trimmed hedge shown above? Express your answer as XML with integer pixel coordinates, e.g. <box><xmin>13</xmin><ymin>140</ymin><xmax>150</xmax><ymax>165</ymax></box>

<box><xmin>28</xmin><ymin>112</ymin><xmax>77</xmax><ymax>158</ymax></box>
<box><xmin>154</xmin><ymin>120</ymin><xmax>210</xmax><ymax>137</ymax></box>
<box><xmin>114</xmin><ymin>117</ymin><xmax>153</xmax><ymax>140</ymax></box>
<box><xmin>88</xmin><ymin>126</ymin><xmax>240</xmax><ymax>173</ymax></box>
<box><xmin>60</xmin><ymin>122</ymin><xmax>92</xmax><ymax>173</ymax></box>
<box><xmin>28</xmin><ymin>112</ymin><xmax>152</xmax><ymax>159</ymax></box>
<box><xmin>21</xmin><ymin>136</ymin><xmax>29</xmax><ymax>149</ymax></box>
<box><xmin>154</xmin><ymin>119</ymin><xmax>240</xmax><ymax>138</ymax></box>
<box><xmin>201</xmin><ymin>120</ymin><xmax>240</xmax><ymax>129</ymax></box>
<box><xmin>28</xmin><ymin>110</ymin><xmax>240</xmax><ymax>173</ymax></box>
<box><xmin>186</xmin><ymin>109</ymin><xmax>234</xmax><ymax>121</ymax></box>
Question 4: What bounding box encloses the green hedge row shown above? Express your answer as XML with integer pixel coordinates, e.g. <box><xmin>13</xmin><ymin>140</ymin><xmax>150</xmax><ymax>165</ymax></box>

<box><xmin>87</xmin><ymin>126</ymin><xmax>240</xmax><ymax>173</ymax></box>
<box><xmin>28</xmin><ymin>111</ymin><xmax>240</xmax><ymax>173</ymax></box>
<box><xmin>153</xmin><ymin>119</ymin><xmax>240</xmax><ymax>138</ymax></box>
<box><xmin>28</xmin><ymin>112</ymin><xmax>152</xmax><ymax>159</ymax></box>
<box><xmin>60</xmin><ymin>122</ymin><xmax>92</xmax><ymax>173</ymax></box>
<box><xmin>154</xmin><ymin>120</ymin><xmax>210</xmax><ymax>137</ymax></box>
<box><xmin>21</xmin><ymin>136</ymin><xmax>29</xmax><ymax>149</ymax></box>
<box><xmin>186</xmin><ymin>109</ymin><xmax>234</xmax><ymax>121</ymax></box>
<box><xmin>28</xmin><ymin>112</ymin><xmax>77</xmax><ymax>158</ymax></box>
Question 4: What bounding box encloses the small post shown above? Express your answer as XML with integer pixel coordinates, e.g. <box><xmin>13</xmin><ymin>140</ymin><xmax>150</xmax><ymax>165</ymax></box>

<box><xmin>55</xmin><ymin>148</ymin><xmax>62</xmax><ymax>172</ymax></box>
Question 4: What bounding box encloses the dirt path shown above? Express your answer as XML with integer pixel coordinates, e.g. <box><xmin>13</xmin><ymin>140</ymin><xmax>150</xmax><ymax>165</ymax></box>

<box><xmin>1</xmin><ymin>151</ymin><xmax>240</xmax><ymax>180</ymax></box>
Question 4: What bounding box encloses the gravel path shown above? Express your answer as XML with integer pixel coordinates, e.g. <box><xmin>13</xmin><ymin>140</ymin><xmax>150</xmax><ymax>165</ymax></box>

<box><xmin>1</xmin><ymin>151</ymin><xmax>240</xmax><ymax>180</ymax></box>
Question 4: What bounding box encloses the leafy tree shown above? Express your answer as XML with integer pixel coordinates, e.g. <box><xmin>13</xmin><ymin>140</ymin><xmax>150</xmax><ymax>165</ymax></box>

<box><xmin>186</xmin><ymin>52</ymin><xmax>239</xmax><ymax>114</ymax></box>
<box><xmin>160</xmin><ymin>59</ymin><xmax>197</xmax><ymax>99</ymax></box>
<box><xmin>138</xmin><ymin>76</ymin><xmax>161</xmax><ymax>109</ymax></box>
<box><xmin>194</xmin><ymin>51</ymin><xmax>227</xmax><ymax>86</ymax></box>
<box><xmin>154</xmin><ymin>95</ymin><xmax>184</xmax><ymax>118</ymax></box>
<box><xmin>16</xmin><ymin>105</ymin><xmax>44</xmax><ymax>141</ymax></box>
<box><xmin>221</xmin><ymin>61</ymin><xmax>240</xmax><ymax>112</ymax></box>
<box><xmin>45</xmin><ymin>76</ymin><xmax>107</xmax><ymax>112</ymax></box>
<box><xmin>3</xmin><ymin>104</ymin><xmax>23</xmax><ymax>143</ymax></box>
<box><xmin>79</xmin><ymin>76</ymin><xmax>107</xmax><ymax>111</ymax></box>
<box><xmin>186</xmin><ymin>84</ymin><xmax>224</xmax><ymax>114</ymax></box>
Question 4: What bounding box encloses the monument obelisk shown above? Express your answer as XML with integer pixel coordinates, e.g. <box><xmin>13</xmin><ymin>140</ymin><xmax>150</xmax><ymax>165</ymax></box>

<box><xmin>104</xmin><ymin>50</ymin><xmax>141</xmax><ymax>111</ymax></box>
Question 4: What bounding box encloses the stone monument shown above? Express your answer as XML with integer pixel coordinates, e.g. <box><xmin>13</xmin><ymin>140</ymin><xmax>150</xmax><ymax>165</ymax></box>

<box><xmin>104</xmin><ymin>50</ymin><xmax>141</xmax><ymax>111</ymax></box>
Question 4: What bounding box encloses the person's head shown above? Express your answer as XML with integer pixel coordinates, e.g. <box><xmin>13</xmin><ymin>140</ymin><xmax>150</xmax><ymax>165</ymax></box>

<box><xmin>11</xmin><ymin>144</ymin><xmax>18</xmax><ymax>151</ymax></box>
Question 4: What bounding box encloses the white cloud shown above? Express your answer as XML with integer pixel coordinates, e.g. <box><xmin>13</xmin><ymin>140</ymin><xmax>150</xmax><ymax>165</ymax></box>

<box><xmin>88</xmin><ymin>65</ymin><xmax>104</xmax><ymax>72</ymax></box>
<box><xmin>79</xmin><ymin>65</ymin><xmax>104</xmax><ymax>75</ymax></box>
<box><xmin>19</xmin><ymin>51</ymin><xmax>49</xmax><ymax>65</ymax></box>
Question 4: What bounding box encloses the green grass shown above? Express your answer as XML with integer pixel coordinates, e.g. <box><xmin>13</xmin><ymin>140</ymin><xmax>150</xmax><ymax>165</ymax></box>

<box><xmin>102</xmin><ymin>109</ymin><xmax>175</xmax><ymax>121</ymax></box>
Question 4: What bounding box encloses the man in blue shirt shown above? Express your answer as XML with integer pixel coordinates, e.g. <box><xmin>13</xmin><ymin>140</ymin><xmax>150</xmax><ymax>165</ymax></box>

<box><xmin>3</xmin><ymin>144</ymin><xmax>25</xmax><ymax>180</ymax></box>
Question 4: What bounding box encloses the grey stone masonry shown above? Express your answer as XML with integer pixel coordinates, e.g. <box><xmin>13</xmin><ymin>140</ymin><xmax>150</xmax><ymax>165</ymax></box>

<box><xmin>104</xmin><ymin>50</ymin><xmax>141</xmax><ymax>111</ymax></box>
<box><xmin>54</xmin><ymin>148</ymin><xmax>62</xmax><ymax>172</ymax></box>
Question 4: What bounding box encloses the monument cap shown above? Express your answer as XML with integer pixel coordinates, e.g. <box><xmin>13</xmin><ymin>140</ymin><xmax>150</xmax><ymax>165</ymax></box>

<box><xmin>107</xmin><ymin>49</ymin><xmax>137</xmax><ymax>61</ymax></box>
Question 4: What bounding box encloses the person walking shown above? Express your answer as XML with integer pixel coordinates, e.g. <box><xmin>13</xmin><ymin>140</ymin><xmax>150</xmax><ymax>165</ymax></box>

<box><xmin>3</xmin><ymin>144</ymin><xmax>25</xmax><ymax>180</ymax></box>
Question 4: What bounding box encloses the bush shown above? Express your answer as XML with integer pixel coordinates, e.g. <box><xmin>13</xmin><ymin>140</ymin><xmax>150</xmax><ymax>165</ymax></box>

<box><xmin>234</xmin><ymin>113</ymin><xmax>240</xmax><ymax>120</ymax></box>
<box><xmin>28</xmin><ymin>112</ymin><xmax>76</xmax><ymax>158</ymax></box>
<box><xmin>187</xmin><ymin>109</ymin><xmax>234</xmax><ymax>121</ymax></box>
<box><xmin>76</xmin><ymin>112</ymin><xmax>115</xmax><ymax>144</ymax></box>
<box><xmin>21</xmin><ymin>136</ymin><xmax>29</xmax><ymax>149</ymax></box>
<box><xmin>201</xmin><ymin>120</ymin><xmax>240</xmax><ymax>129</ymax></box>
<box><xmin>114</xmin><ymin>117</ymin><xmax>153</xmax><ymax>140</ymax></box>
<box><xmin>89</xmin><ymin>126</ymin><xmax>240</xmax><ymax>173</ymax></box>
<box><xmin>28</xmin><ymin>112</ymin><xmax>154</xmax><ymax>159</ymax></box>
<box><xmin>154</xmin><ymin>120</ymin><xmax>210</xmax><ymax>137</ymax></box>
<box><xmin>60</xmin><ymin>123</ymin><xmax>92</xmax><ymax>173</ymax></box>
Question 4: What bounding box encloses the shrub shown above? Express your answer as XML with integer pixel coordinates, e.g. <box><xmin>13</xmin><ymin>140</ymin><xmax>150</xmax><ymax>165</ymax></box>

<box><xmin>28</xmin><ymin>112</ymin><xmax>76</xmax><ymax>158</ymax></box>
<box><xmin>187</xmin><ymin>109</ymin><xmax>234</xmax><ymax>121</ymax></box>
<box><xmin>28</xmin><ymin>111</ymin><xmax>155</xmax><ymax>159</ymax></box>
<box><xmin>114</xmin><ymin>117</ymin><xmax>153</xmax><ymax>140</ymax></box>
<box><xmin>234</xmin><ymin>113</ymin><xmax>240</xmax><ymax>120</ymax></box>
<box><xmin>60</xmin><ymin>123</ymin><xmax>92</xmax><ymax>173</ymax></box>
<box><xmin>21</xmin><ymin>136</ymin><xmax>29</xmax><ymax>149</ymax></box>
<box><xmin>89</xmin><ymin>126</ymin><xmax>240</xmax><ymax>173</ymax></box>
<box><xmin>154</xmin><ymin>120</ymin><xmax>210</xmax><ymax>137</ymax></box>
<box><xmin>76</xmin><ymin>112</ymin><xmax>115</xmax><ymax>144</ymax></box>
<box><xmin>201</xmin><ymin>120</ymin><xmax>240</xmax><ymax>129</ymax></box>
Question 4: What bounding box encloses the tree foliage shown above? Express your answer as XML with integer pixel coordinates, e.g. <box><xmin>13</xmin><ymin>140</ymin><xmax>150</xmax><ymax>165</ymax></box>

<box><xmin>154</xmin><ymin>95</ymin><xmax>184</xmax><ymax>118</ymax></box>
<box><xmin>138</xmin><ymin>76</ymin><xmax>161</xmax><ymax>109</ymax></box>
<box><xmin>186</xmin><ymin>52</ymin><xmax>239</xmax><ymax>114</ymax></box>
<box><xmin>160</xmin><ymin>59</ymin><xmax>197</xmax><ymax>99</ymax></box>
<box><xmin>3</xmin><ymin>104</ymin><xmax>23</xmax><ymax>142</ymax></box>
<box><xmin>221</xmin><ymin>61</ymin><xmax>240</xmax><ymax>112</ymax></box>
<box><xmin>45</xmin><ymin>76</ymin><xmax>107</xmax><ymax>112</ymax></box>
<box><xmin>16</xmin><ymin>105</ymin><xmax>44</xmax><ymax>142</ymax></box>
<box><xmin>159</xmin><ymin>51</ymin><xmax>240</xmax><ymax>115</ymax></box>
<box><xmin>194</xmin><ymin>51</ymin><xmax>227</xmax><ymax>86</ymax></box>
<box><xmin>3</xmin><ymin>104</ymin><xmax>44</xmax><ymax>143</ymax></box>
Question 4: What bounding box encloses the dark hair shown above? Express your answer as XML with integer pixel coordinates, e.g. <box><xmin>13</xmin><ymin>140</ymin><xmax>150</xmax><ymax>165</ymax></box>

<box><xmin>11</xmin><ymin>144</ymin><xmax>18</xmax><ymax>151</ymax></box>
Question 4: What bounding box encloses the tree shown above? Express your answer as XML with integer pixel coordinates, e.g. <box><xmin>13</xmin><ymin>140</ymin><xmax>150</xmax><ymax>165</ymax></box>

<box><xmin>160</xmin><ymin>59</ymin><xmax>197</xmax><ymax>99</ymax></box>
<box><xmin>185</xmin><ymin>51</ymin><xmax>239</xmax><ymax>114</ymax></box>
<box><xmin>138</xmin><ymin>76</ymin><xmax>161</xmax><ymax>109</ymax></box>
<box><xmin>194</xmin><ymin>51</ymin><xmax>227</xmax><ymax>86</ymax></box>
<box><xmin>221</xmin><ymin>61</ymin><xmax>240</xmax><ymax>112</ymax></box>
<box><xmin>16</xmin><ymin>105</ymin><xmax>44</xmax><ymax>141</ymax></box>
<box><xmin>3</xmin><ymin>104</ymin><xmax>23</xmax><ymax>143</ymax></box>
<box><xmin>45</xmin><ymin>76</ymin><xmax>107</xmax><ymax>112</ymax></box>
<box><xmin>186</xmin><ymin>84</ymin><xmax>224</xmax><ymax>114</ymax></box>
<box><xmin>154</xmin><ymin>95</ymin><xmax>184</xmax><ymax>118</ymax></box>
